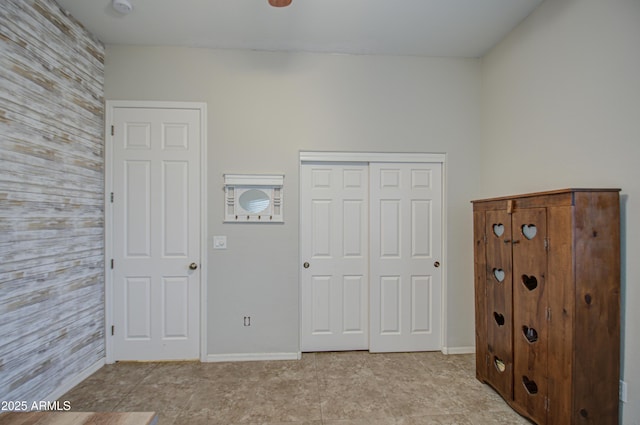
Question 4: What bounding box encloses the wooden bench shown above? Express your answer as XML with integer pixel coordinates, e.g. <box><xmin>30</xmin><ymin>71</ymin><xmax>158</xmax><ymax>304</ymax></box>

<box><xmin>0</xmin><ymin>412</ymin><xmax>158</xmax><ymax>425</ymax></box>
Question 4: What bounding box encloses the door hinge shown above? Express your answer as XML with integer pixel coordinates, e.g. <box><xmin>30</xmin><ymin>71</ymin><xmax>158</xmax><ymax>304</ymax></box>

<box><xmin>544</xmin><ymin>237</ymin><xmax>549</xmax><ymax>251</ymax></box>
<box><xmin>111</xmin><ymin>325</ymin><xmax>115</xmax><ymax>336</ymax></box>
<box><xmin>111</xmin><ymin>125</ymin><xmax>114</xmax><ymax>136</ymax></box>
<box><xmin>110</xmin><ymin>259</ymin><xmax>114</xmax><ymax>269</ymax></box>
<box><xmin>110</xmin><ymin>192</ymin><xmax>114</xmax><ymax>203</ymax></box>
<box><xmin>546</xmin><ymin>307</ymin><xmax>552</xmax><ymax>321</ymax></box>
<box><xmin>545</xmin><ymin>396</ymin><xmax>550</xmax><ymax>412</ymax></box>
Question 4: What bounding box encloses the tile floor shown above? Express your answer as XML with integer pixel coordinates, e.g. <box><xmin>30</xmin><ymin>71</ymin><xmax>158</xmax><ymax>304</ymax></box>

<box><xmin>60</xmin><ymin>351</ymin><xmax>532</xmax><ymax>425</ymax></box>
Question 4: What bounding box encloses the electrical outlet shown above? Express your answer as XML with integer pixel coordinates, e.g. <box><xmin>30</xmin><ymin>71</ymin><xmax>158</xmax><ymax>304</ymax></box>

<box><xmin>243</xmin><ymin>316</ymin><xmax>251</xmax><ymax>327</ymax></box>
<box><xmin>620</xmin><ymin>380</ymin><xmax>628</xmax><ymax>403</ymax></box>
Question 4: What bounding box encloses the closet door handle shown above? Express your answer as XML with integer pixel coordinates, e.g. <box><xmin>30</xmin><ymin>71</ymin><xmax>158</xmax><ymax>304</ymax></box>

<box><xmin>434</xmin><ymin>261</ymin><xmax>440</xmax><ymax>268</ymax></box>
<box><xmin>303</xmin><ymin>262</ymin><xmax>310</xmax><ymax>269</ymax></box>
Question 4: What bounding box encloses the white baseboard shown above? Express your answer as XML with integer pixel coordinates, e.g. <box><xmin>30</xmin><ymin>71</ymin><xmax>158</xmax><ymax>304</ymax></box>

<box><xmin>46</xmin><ymin>358</ymin><xmax>105</xmax><ymax>402</ymax></box>
<box><xmin>442</xmin><ymin>346</ymin><xmax>475</xmax><ymax>355</ymax></box>
<box><xmin>205</xmin><ymin>352</ymin><xmax>301</xmax><ymax>362</ymax></box>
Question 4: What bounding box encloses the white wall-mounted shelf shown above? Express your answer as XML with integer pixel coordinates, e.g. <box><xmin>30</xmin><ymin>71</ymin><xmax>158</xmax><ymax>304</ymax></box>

<box><xmin>224</xmin><ymin>174</ymin><xmax>284</xmax><ymax>223</ymax></box>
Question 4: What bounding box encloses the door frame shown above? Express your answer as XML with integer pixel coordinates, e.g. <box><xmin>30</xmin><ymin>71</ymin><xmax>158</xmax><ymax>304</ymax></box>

<box><xmin>104</xmin><ymin>100</ymin><xmax>208</xmax><ymax>363</ymax></box>
<box><xmin>299</xmin><ymin>151</ymin><xmax>448</xmax><ymax>353</ymax></box>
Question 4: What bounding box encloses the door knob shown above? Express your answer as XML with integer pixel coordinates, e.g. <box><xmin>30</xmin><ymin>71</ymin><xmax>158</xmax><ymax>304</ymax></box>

<box><xmin>189</xmin><ymin>262</ymin><xmax>198</xmax><ymax>270</ymax></box>
<box><xmin>303</xmin><ymin>262</ymin><xmax>310</xmax><ymax>269</ymax></box>
<box><xmin>434</xmin><ymin>261</ymin><xmax>440</xmax><ymax>268</ymax></box>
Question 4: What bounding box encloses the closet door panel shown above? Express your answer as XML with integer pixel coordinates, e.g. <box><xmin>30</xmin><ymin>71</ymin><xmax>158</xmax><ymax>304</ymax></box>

<box><xmin>370</xmin><ymin>163</ymin><xmax>443</xmax><ymax>352</ymax></box>
<box><xmin>300</xmin><ymin>164</ymin><xmax>369</xmax><ymax>351</ymax></box>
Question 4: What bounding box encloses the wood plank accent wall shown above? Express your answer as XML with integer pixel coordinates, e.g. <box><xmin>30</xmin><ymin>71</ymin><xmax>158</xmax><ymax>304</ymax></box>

<box><xmin>0</xmin><ymin>0</ymin><xmax>105</xmax><ymax>403</ymax></box>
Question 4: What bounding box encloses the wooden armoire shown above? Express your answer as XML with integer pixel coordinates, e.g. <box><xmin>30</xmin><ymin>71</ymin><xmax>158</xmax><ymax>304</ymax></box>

<box><xmin>472</xmin><ymin>189</ymin><xmax>620</xmax><ymax>425</ymax></box>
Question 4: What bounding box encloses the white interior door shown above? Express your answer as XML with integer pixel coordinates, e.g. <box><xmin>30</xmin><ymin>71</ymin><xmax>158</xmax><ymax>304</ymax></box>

<box><xmin>300</xmin><ymin>163</ymin><xmax>369</xmax><ymax>351</ymax></box>
<box><xmin>369</xmin><ymin>163</ymin><xmax>442</xmax><ymax>352</ymax></box>
<box><xmin>111</xmin><ymin>106</ymin><xmax>201</xmax><ymax>360</ymax></box>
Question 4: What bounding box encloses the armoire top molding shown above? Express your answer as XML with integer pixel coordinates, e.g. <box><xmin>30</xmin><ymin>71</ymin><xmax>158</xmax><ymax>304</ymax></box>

<box><xmin>471</xmin><ymin>188</ymin><xmax>621</xmax><ymax>204</ymax></box>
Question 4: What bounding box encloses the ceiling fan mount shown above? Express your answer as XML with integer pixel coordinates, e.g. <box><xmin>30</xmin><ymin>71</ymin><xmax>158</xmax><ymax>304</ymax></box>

<box><xmin>268</xmin><ymin>0</ymin><xmax>292</xmax><ymax>7</ymax></box>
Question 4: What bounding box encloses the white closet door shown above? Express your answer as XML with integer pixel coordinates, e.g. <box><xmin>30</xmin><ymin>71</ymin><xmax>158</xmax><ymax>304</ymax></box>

<box><xmin>369</xmin><ymin>163</ymin><xmax>442</xmax><ymax>352</ymax></box>
<box><xmin>300</xmin><ymin>163</ymin><xmax>369</xmax><ymax>351</ymax></box>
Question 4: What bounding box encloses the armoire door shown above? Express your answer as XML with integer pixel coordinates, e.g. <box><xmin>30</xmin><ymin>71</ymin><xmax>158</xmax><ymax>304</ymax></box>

<box><xmin>300</xmin><ymin>163</ymin><xmax>369</xmax><ymax>351</ymax></box>
<box><xmin>511</xmin><ymin>208</ymin><xmax>548</xmax><ymax>423</ymax></box>
<box><xmin>484</xmin><ymin>209</ymin><xmax>514</xmax><ymax>400</ymax></box>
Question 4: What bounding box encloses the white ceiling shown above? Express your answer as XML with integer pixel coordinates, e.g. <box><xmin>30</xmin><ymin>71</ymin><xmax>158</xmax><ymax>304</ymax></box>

<box><xmin>56</xmin><ymin>0</ymin><xmax>543</xmax><ymax>57</ymax></box>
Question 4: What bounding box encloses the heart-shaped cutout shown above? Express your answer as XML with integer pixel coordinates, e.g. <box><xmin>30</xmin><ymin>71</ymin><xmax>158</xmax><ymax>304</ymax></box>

<box><xmin>493</xmin><ymin>223</ymin><xmax>505</xmax><ymax>238</ymax></box>
<box><xmin>522</xmin><ymin>224</ymin><xmax>537</xmax><ymax>240</ymax></box>
<box><xmin>494</xmin><ymin>357</ymin><xmax>506</xmax><ymax>373</ymax></box>
<box><xmin>522</xmin><ymin>376</ymin><xmax>538</xmax><ymax>395</ymax></box>
<box><xmin>522</xmin><ymin>274</ymin><xmax>538</xmax><ymax>291</ymax></box>
<box><xmin>522</xmin><ymin>325</ymin><xmax>538</xmax><ymax>343</ymax></box>
<box><xmin>493</xmin><ymin>268</ymin><xmax>505</xmax><ymax>283</ymax></box>
<box><xmin>493</xmin><ymin>312</ymin><xmax>505</xmax><ymax>327</ymax></box>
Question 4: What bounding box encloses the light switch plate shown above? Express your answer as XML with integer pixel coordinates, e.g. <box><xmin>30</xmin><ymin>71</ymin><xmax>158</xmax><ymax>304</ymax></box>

<box><xmin>213</xmin><ymin>235</ymin><xmax>227</xmax><ymax>250</ymax></box>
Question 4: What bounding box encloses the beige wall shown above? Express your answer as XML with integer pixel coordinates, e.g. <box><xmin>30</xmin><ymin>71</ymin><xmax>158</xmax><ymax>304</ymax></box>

<box><xmin>481</xmin><ymin>0</ymin><xmax>640</xmax><ymax>422</ymax></box>
<box><xmin>105</xmin><ymin>47</ymin><xmax>481</xmax><ymax>355</ymax></box>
